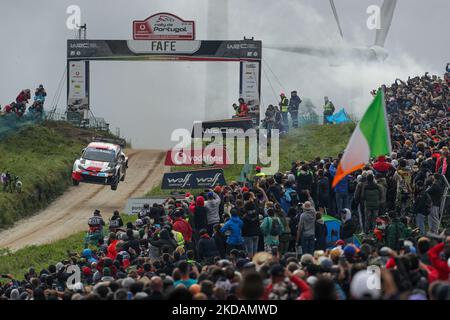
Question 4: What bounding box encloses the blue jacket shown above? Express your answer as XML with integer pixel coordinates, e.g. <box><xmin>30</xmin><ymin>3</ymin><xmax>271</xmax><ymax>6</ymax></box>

<box><xmin>82</xmin><ymin>248</ymin><xmax>98</xmax><ymax>264</ymax></box>
<box><xmin>220</xmin><ymin>216</ymin><xmax>244</xmax><ymax>245</ymax></box>
<box><xmin>329</xmin><ymin>163</ymin><xmax>349</xmax><ymax>193</ymax></box>
<box><xmin>281</xmin><ymin>187</ymin><xmax>296</xmax><ymax>213</ymax></box>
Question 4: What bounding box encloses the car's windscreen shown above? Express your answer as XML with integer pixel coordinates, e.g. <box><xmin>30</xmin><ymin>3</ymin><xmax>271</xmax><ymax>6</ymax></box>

<box><xmin>83</xmin><ymin>148</ymin><xmax>115</xmax><ymax>162</ymax></box>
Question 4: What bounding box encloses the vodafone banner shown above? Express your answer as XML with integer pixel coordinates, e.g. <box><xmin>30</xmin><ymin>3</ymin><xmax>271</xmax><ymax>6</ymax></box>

<box><xmin>133</xmin><ymin>12</ymin><xmax>195</xmax><ymax>40</ymax></box>
<box><xmin>67</xmin><ymin>60</ymin><xmax>89</xmax><ymax>116</ymax></box>
<box><xmin>165</xmin><ymin>146</ymin><xmax>230</xmax><ymax>166</ymax></box>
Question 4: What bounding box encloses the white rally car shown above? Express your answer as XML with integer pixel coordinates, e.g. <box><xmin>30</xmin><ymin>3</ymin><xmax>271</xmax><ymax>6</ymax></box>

<box><xmin>72</xmin><ymin>137</ymin><xmax>128</xmax><ymax>191</ymax></box>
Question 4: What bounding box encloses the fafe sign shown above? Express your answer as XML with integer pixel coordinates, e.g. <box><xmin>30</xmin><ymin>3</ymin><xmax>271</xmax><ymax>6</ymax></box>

<box><xmin>161</xmin><ymin>168</ymin><xmax>226</xmax><ymax>189</ymax></box>
<box><xmin>133</xmin><ymin>12</ymin><xmax>195</xmax><ymax>40</ymax></box>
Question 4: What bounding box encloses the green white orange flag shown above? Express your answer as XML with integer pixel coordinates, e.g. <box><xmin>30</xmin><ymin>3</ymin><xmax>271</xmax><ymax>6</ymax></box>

<box><xmin>332</xmin><ymin>89</ymin><xmax>391</xmax><ymax>188</ymax></box>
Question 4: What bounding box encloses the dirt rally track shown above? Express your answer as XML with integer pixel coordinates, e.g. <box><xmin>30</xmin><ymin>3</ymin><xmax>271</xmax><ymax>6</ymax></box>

<box><xmin>0</xmin><ymin>149</ymin><xmax>167</xmax><ymax>251</ymax></box>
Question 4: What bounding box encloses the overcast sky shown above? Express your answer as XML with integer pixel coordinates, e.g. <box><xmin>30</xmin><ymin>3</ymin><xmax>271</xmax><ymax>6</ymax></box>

<box><xmin>0</xmin><ymin>0</ymin><xmax>448</xmax><ymax>148</ymax></box>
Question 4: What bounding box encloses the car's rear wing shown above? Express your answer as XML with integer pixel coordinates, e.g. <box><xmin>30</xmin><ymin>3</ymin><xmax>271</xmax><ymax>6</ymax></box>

<box><xmin>92</xmin><ymin>136</ymin><xmax>127</xmax><ymax>148</ymax></box>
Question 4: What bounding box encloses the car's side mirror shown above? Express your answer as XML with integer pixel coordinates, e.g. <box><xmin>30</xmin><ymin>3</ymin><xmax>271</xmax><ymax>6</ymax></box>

<box><xmin>120</xmin><ymin>155</ymin><xmax>125</xmax><ymax>162</ymax></box>
<box><xmin>81</xmin><ymin>148</ymin><xmax>86</xmax><ymax>155</ymax></box>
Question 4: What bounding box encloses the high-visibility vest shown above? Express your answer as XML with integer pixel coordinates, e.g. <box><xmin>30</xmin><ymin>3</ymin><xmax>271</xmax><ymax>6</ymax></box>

<box><xmin>281</xmin><ymin>97</ymin><xmax>289</xmax><ymax>112</ymax></box>
<box><xmin>324</xmin><ymin>102</ymin><xmax>334</xmax><ymax>114</ymax></box>
<box><xmin>172</xmin><ymin>230</ymin><xmax>185</xmax><ymax>247</ymax></box>
<box><xmin>255</xmin><ymin>172</ymin><xmax>266</xmax><ymax>177</ymax></box>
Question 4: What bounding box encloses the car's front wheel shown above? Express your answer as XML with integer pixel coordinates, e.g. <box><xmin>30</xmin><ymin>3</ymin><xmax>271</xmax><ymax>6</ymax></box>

<box><xmin>72</xmin><ymin>179</ymin><xmax>80</xmax><ymax>186</ymax></box>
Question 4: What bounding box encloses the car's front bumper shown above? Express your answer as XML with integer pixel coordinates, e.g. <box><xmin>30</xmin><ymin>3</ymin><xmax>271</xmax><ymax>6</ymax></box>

<box><xmin>72</xmin><ymin>171</ymin><xmax>116</xmax><ymax>185</ymax></box>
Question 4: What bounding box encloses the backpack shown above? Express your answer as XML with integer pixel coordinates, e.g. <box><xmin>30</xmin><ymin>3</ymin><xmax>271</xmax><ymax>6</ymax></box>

<box><xmin>270</xmin><ymin>218</ymin><xmax>282</xmax><ymax>236</ymax></box>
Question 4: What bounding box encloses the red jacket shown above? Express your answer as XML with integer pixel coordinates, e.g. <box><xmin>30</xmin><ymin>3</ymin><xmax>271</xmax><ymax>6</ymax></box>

<box><xmin>107</xmin><ymin>239</ymin><xmax>119</xmax><ymax>260</ymax></box>
<box><xmin>16</xmin><ymin>91</ymin><xmax>30</xmax><ymax>104</ymax></box>
<box><xmin>428</xmin><ymin>242</ymin><xmax>450</xmax><ymax>281</ymax></box>
<box><xmin>238</xmin><ymin>103</ymin><xmax>249</xmax><ymax>117</ymax></box>
<box><xmin>173</xmin><ymin>218</ymin><xmax>193</xmax><ymax>242</ymax></box>
<box><xmin>373</xmin><ymin>156</ymin><xmax>391</xmax><ymax>173</ymax></box>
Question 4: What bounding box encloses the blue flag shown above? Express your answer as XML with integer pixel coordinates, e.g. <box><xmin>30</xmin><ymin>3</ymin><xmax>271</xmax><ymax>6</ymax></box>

<box><xmin>326</xmin><ymin>109</ymin><xmax>351</xmax><ymax>124</ymax></box>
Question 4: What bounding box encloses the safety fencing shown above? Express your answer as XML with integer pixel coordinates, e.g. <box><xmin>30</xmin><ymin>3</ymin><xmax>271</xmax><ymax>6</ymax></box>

<box><xmin>297</xmin><ymin>113</ymin><xmax>359</xmax><ymax>127</ymax></box>
<box><xmin>0</xmin><ymin>110</ymin><xmax>110</xmax><ymax>139</ymax></box>
<box><xmin>0</xmin><ymin>112</ymin><xmax>44</xmax><ymax>138</ymax></box>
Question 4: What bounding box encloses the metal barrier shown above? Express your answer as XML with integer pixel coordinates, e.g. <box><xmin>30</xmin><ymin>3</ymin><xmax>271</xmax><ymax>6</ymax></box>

<box><xmin>0</xmin><ymin>109</ymin><xmax>110</xmax><ymax>139</ymax></box>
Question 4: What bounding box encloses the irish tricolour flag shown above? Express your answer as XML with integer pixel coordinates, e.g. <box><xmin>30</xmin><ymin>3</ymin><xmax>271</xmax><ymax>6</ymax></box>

<box><xmin>332</xmin><ymin>89</ymin><xmax>391</xmax><ymax>188</ymax></box>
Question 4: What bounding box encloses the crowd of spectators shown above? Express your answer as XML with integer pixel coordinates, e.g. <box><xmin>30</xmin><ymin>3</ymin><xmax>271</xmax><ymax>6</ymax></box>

<box><xmin>1</xmin><ymin>85</ymin><xmax>46</xmax><ymax>118</ymax></box>
<box><xmin>1</xmin><ymin>67</ymin><xmax>449</xmax><ymax>300</ymax></box>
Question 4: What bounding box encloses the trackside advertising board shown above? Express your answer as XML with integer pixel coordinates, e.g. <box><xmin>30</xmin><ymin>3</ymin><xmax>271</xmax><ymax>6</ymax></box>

<box><xmin>191</xmin><ymin>118</ymin><xmax>255</xmax><ymax>138</ymax></box>
<box><xmin>165</xmin><ymin>146</ymin><xmax>230</xmax><ymax>166</ymax></box>
<box><xmin>240</xmin><ymin>61</ymin><xmax>261</xmax><ymax>123</ymax></box>
<box><xmin>133</xmin><ymin>12</ymin><xmax>195</xmax><ymax>40</ymax></box>
<box><xmin>67</xmin><ymin>61</ymin><xmax>89</xmax><ymax>116</ymax></box>
<box><xmin>124</xmin><ymin>196</ymin><xmax>184</xmax><ymax>215</ymax></box>
<box><xmin>161</xmin><ymin>168</ymin><xmax>226</xmax><ymax>189</ymax></box>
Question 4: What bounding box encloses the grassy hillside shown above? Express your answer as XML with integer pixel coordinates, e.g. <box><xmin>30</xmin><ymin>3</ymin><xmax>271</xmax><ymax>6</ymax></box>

<box><xmin>0</xmin><ymin>121</ymin><xmax>117</xmax><ymax>229</ymax></box>
<box><xmin>148</xmin><ymin>123</ymin><xmax>355</xmax><ymax>195</ymax></box>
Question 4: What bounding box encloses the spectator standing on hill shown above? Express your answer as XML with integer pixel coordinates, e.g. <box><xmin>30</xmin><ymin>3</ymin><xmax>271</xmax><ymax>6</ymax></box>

<box><xmin>289</xmin><ymin>90</ymin><xmax>302</xmax><ymax>128</ymax></box>
<box><xmin>322</xmin><ymin>96</ymin><xmax>335</xmax><ymax>124</ymax></box>
<box><xmin>279</xmin><ymin>93</ymin><xmax>289</xmax><ymax>131</ymax></box>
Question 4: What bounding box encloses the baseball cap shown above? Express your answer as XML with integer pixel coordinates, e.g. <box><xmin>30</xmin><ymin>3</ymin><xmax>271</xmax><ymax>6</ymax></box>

<box><xmin>350</xmin><ymin>270</ymin><xmax>381</xmax><ymax>300</ymax></box>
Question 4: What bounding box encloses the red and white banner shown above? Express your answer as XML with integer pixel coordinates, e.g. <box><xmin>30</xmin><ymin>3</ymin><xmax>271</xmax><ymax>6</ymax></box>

<box><xmin>133</xmin><ymin>12</ymin><xmax>195</xmax><ymax>40</ymax></box>
<box><xmin>165</xmin><ymin>147</ymin><xmax>230</xmax><ymax>166</ymax></box>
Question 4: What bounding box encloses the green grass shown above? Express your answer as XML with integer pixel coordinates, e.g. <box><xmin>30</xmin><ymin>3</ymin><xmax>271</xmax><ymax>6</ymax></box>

<box><xmin>0</xmin><ymin>215</ymin><xmax>137</xmax><ymax>281</ymax></box>
<box><xmin>0</xmin><ymin>121</ymin><xmax>118</xmax><ymax>229</ymax></box>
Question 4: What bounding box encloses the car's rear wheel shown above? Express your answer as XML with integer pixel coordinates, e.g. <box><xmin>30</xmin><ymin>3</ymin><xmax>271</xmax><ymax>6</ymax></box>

<box><xmin>120</xmin><ymin>171</ymin><xmax>126</xmax><ymax>181</ymax></box>
<box><xmin>72</xmin><ymin>179</ymin><xmax>79</xmax><ymax>186</ymax></box>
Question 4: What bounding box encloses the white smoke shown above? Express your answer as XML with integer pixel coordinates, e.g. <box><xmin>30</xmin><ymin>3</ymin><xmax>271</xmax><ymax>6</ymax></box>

<box><xmin>0</xmin><ymin>0</ymin><xmax>446</xmax><ymax>149</ymax></box>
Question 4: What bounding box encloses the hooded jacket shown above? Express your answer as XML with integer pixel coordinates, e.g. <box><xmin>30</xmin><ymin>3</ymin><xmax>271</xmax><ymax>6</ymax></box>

<box><xmin>298</xmin><ymin>208</ymin><xmax>316</xmax><ymax>237</ymax></box>
<box><xmin>107</xmin><ymin>239</ymin><xmax>119</xmax><ymax>260</ymax></box>
<box><xmin>428</xmin><ymin>242</ymin><xmax>450</xmax><ymax>281</ymax></box>
<box><xmin>373</xmin><ymin>156</ymin><xmax>392</xmax><ymax>173</ymax></box>
<box><xmin>173</xmin><ymin>217</ymin><xmax>193</xmax><ymax>242</ymax></box>
<box><xmin>193</xmin><ymin>196</ymin><xmax>208</xmax><ymax>231</ymax></box>
<box><xmin>220</xmin><ymin>215</ymin><xmax>244</xmax><ymax>245</ymax></box>
<box><xmin>205</xmin><ymin>192</ymin><xmax>221</xmax><ymax>225</ymax></box>
<box><xmin>361</xmin><ymin>182</ymin><xmax>382</xmax><ymax>210</ymax></box>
